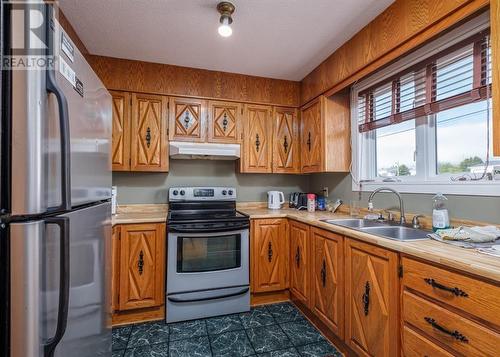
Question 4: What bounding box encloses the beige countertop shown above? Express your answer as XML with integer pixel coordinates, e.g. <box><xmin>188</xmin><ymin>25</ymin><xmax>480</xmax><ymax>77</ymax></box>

<box><xmin>238</xmin><ymin>207</ymin><xmax>500</xmax><ymax>284</ymax></box>
<box><xmin>112</xmin><ymin>204</ymin><xmax>168</xmax><ymax>226</ymax></box>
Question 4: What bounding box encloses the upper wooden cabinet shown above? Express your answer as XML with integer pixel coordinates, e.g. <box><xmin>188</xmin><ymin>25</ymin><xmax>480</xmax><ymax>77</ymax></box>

<box><xmin>111</xmin><ymin>91</ymin><xmax>168</xmax><ymax>172</ymax></box>
<box><xmin>111</xmin><ymin>91</ymin><xmax>131</xmax><ymax>171</ymax></box>
<box><xmin>169</xmin><ymin>97</ymin><xmax>207</xmax><ymax>142</ymax></box>
<box><xmin>300</xmin><ymin>93</ymin><xmax>351</xmax><ymax>173</ymax></box>
<box><xmin>251</xmin><ymin>218</ymin><xmax>289</xmax><ymax>293</ymax></box>
<box><xmin>118</xmin><ymin>223</ymin><xmax>166</xmax><ymax>311</ymax></box>
<box><xmin>345</xmin><ymin>238</ymin><xmax>399</xmax><ymax>357</ymax></box>
<box><xmin>289</xmin><ymin>220</ymin><xmax>310</xmax><ymax>306</ymax></box>
<box><xmin>240</xmin><ymin>104</ymin><xmax>273</xmax><ymax>173</ymax></box>
<box><xmin>273</xmin><ymin>107</ymin><xmax>301</xmax><ymax>173</ymax></box>
<box><xmin>130</xmin><ymin>93</ymin><xmax>169</xmax><ymax>171</ymax></box>
<box><xmin>311</xmin><ymin>228</ymin><xmax>344</xmax><ymax>338</ymax></box>
<box><xmin>207</xmin><ymin>100</ymin><xmax>242</xmax><ymax>144</ymax></box>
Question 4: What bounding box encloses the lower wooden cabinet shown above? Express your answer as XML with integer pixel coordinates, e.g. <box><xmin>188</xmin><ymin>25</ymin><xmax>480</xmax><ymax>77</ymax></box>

<box><xmin>251</xmin><ymin>219</ymin><xmax>289</xmax><ymax>293</ymax></box>
<box><xmin>289</xmin><ymin>220</ymin><xmax>310</xmax><ymax>306</ymax></box>
<box><xmin>311</xmin><ymin>227</ymin><xmax>344</xmax><ymax>338</ymax></box>
<box><xmin>112</xmin><ymin>223</ymin><xmax>166</xmax><ymax>315</ymax></box>
<box><xmin>344</xmin><ymin>238</ymin><xmax>399</xmax><ymax>357</ymax></box>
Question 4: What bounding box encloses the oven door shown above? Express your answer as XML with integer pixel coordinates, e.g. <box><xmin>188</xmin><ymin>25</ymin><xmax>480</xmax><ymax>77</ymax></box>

<box><xmin>167</xmin><ymin>229</ymin><xmax>249</xmax><ymax>294</ymax></box>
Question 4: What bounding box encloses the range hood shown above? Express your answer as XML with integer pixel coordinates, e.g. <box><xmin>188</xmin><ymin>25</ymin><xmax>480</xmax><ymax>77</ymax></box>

<box><xmin>169</xmin><ymin>141</ymin><xmax>240</xmax><ymax>160</ymax></box>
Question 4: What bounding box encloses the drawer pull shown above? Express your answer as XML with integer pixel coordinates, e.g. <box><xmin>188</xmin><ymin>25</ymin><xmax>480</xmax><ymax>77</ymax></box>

<box><xmin>138</xmin><ymin>250</ymin><xmax>144</xmax><ymax>275</ymax></box>
<box><xmin>267</xmin><ymin>241</ymin><xmax>273</xmax><ymax>262</ymax></box>
<box><xmin>320</xmin><ymin>260</ymin><xmax>326</xmax><ymax>287</ymax></box>
<box><xmin>362</xmin><ymin>281</ymin><xmax>370</xmax><ymax>316</ymax></box>
<box><xmin>424</xmin><ymin>278</ymin><xmax>469</xmax><ymax>297</ymax></box>
<box><xmin>424</xmin><ymin>317</ymin><xmax>469</xmax><ymax>343</ymax></box>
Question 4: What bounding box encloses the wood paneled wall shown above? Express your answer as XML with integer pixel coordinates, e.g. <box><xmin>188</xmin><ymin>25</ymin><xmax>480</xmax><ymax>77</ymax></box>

<box><xmin>89</xmin><ymin>55</ymin><xmax>300</xmax><ymax>107</ymax></box>
<box><xmin>300</xmin><ymin>0</ymin><xmax>490</xmax><ymax>105</ymax></box>
<box><xmin>492</xmin><ymin>0</ymin><xmax>499</xmax><ymax>156</ymax></box>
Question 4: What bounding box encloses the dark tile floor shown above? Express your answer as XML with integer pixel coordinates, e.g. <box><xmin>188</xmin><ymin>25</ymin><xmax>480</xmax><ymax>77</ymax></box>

<box><xmin>112</xmin><ymin>302</ymin><xmax>342</xmax><ymax>357</ymax></box>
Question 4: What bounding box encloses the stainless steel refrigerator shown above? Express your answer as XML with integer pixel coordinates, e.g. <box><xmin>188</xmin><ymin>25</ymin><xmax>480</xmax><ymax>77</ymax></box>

<box><xmin>0</xmin><ymin>2</ymin><xmax>112</xmax><ymax>356</ymax></box>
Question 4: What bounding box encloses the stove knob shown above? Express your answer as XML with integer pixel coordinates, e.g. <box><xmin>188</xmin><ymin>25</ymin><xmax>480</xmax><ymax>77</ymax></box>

<box><xmin>180</xmin><ymin>190</ymin><xmax>185</xmax><ymax>196</ymax></box>
<box><xmin>172</xmin><ymin>190</ymin><xmax>179</xmax><ymax>196</ymax></box>
<box><xmin>228</xmin><ymin>190</ymin><xmax>233</xmax><ymax>196</ymax></box>
<box><xmin>222</xmin><ymin>190</ymin><xmax>227</xmax><ymax>195</ymax></box>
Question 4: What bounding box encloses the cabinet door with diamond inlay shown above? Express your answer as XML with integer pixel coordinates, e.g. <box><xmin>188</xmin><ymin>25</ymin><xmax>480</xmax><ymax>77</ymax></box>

<box><xmin>300</xmin><ymin>99</ymin><xmax>323</xmax><ymax>173</ymax></box>
<box><xmin>273</xmin><ymin>107</ymin><xmax>300</xmax><ymax>173</ymax></box>
<box><xmin>169</xmin><ymin>97</ymin><xmax>207</xmax><ymax>142</ymax></box>
<box><xmin>251</xmin><ymin>219</ymin><xmax>288</xmax><ymax>293</ymax></box>
<box><xmin>111</xmin><ymin>91</ymin><xmax>131</xmax><ymax>171</ymax></box>
<box><xmin>345</xmin><ymin>238</ymin><xmax>399</xmax><ymax>357</ymax></box>
<box><xmin>208</xmin><ymin>100</ymin><xmax>241</xmax><ymax>143</ymax></box>
<box><xmin>130</xmin><ymin>94</ymin><xmax>168</xmax><ymax>172</ymax></box>
<box><xmin>290</xmin><ymin>220</ymin><xmax>310</xmax><ymax>306</ymax></box>
<box><xmin>241</xmin><ymin>104</ymin><xmax>273</xmax><ymax>173</ymax></box>
<box><xmin>311</xmin><ymin>228</ymin><xmax>344</xmax><ymax>338</ymax></box>
<box><xmin>119</xmin><ymin>223</ymin><xmax>165</xmax><ymax>311</ymax></box>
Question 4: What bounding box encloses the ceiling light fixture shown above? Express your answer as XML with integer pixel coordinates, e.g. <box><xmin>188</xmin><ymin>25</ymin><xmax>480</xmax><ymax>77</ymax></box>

<box><xmin>217</xmin><ymin>2</ymin><xmax>235</xmax><ymax>37</ymax></box>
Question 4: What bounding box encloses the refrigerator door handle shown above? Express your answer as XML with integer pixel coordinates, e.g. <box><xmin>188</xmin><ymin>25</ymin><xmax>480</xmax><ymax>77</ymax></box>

<box><xmin>45</xmin><ymin>4</ymin><xmax>71</xmax><ymax>212</ymax></box>
<box><xmin>43</xmin><ymin>217</ymin><xmax>70</xmax><ymax>357</ymax></box>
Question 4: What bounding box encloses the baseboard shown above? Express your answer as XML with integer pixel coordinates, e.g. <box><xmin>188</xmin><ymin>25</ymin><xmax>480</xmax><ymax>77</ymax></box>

<box><xmin>112</xmin><ymin>305</ymin><xmax>165</xmax><ymax>327</ymax></box>
<box><xmin>251</xmin><ymin>290</ymin><xmax>290</xmax><ymax>306</ymax></box>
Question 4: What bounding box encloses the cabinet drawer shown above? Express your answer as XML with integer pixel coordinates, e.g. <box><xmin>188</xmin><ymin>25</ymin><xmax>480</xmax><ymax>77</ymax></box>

<box><xmin>403</xmin><ymin>291</ymin><xmax>500</xmax><ymax>356</ymax></box>
<box><xmin>402</xmin><ymin>325</ymin><xmax>453</xmax><ymax>357</ymax></box>
<box><xmin>402</xmin><ymin>257</ymin><xmax>500</xmax><ymax>328</ymax></box>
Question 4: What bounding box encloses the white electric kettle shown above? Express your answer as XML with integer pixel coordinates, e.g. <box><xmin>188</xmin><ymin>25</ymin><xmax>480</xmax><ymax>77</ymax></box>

<box><xmin>267</xmin><ymin>191</ymin><xmax>285</xmax><ymax>209</ymax></box>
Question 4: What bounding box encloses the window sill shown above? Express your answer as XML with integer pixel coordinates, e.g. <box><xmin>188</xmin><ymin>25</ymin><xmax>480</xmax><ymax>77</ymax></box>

<box><xmin>353</xmin><ymin>180</ymin><xmax>500</xmax><ymax>196</ymax></box>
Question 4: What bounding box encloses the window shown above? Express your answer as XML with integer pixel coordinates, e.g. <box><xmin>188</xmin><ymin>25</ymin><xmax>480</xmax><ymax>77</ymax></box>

<box><xmin>351</xmin><ymin>13</ymin><xmax>498</xmax><ymax>195</ymax></box>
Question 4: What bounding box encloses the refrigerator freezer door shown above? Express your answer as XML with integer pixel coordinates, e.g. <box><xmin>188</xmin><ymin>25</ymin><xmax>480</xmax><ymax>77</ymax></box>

<box><xmin>10</xmin><ymin>202</ymin><xmax>111</xmax><ymax>357</ymax></box>
<box><xmin>10</xmin><ymin>4</ymin><xmax>111</xmax><ymax>215</ymax></box>
<box><xmin>47</xmin><ymin>19</ymin><xmax>112</xmax><ymax>208</ymax></box>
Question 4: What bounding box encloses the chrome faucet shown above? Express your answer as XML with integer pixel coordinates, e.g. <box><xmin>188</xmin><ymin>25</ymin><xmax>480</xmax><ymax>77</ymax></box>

<box><xmin>367</xmin><ymin>187</ymin><xmax>406</xmax><ymax>225</ymax></box>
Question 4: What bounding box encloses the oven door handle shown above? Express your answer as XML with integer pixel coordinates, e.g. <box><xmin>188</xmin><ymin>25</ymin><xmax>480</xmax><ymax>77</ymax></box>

<box><xmin>168</xmin><ymin>224</ymin><xmax>249</xmax><ymax>233</ymax></box>
<box><xmin>167</xmin><ymin>287</ymin><xmax>249</xmax><ymax>303</ymax></box>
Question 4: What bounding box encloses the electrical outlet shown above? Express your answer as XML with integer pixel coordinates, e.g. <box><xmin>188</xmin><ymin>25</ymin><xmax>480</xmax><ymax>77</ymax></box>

<box><xmin>323</xmin><ymin>187</ymin><xmax>329</xmax><ymax>197</ymax></box>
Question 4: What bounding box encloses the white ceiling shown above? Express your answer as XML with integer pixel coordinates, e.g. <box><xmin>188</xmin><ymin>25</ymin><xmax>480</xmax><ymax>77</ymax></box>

<box><xmin>60</xmin><ymin>0</ymin><xmax>394</xmax><ymax>81</ymax></box>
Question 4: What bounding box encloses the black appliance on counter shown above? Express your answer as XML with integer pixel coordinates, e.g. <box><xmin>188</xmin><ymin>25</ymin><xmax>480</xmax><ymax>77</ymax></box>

<box><xmin>289</xmin><ymin>192</ymin><xmax>309</xmax><ymax>210</ymax></box>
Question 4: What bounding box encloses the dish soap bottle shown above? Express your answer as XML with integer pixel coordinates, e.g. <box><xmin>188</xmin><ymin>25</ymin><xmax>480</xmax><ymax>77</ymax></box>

<box><xmin>432</xmin><ymin>193</ymin><xmax>450</xmax><ymax>231</ymax></box>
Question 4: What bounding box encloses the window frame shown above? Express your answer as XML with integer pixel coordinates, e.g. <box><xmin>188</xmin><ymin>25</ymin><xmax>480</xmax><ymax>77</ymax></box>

<box><xmin>350</xmin><ymin>11</ymin><xmax>499</xmax><ymax>196</ymax></box>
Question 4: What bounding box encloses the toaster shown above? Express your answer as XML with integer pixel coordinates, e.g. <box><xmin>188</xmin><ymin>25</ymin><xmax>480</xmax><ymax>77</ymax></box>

<box><xmin>289</xmin><ymin>192</ymin><xmax>308</xmax><ymax>209</ymax></box>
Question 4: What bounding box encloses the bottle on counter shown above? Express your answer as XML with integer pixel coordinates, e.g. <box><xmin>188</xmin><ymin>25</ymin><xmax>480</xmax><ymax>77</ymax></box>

<box><xmin>307</xmin><ymin>193</ymin><xmax>316</xmax><ymax>212</ymax></box>
<box><xmin>432</xmin><ymin>193</ymin><xmax>450</xmax><ymax>231</ymax></box>
<box><xmin>316</xmin><ymin>196</ymin><xmax>326</xmax><ymax>211</ymax></box>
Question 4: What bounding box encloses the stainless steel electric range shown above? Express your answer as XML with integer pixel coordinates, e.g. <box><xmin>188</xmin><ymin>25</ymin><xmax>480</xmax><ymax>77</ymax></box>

<box><xmin>166</xmin><ymin>187</ymin><xmax>250</xmax><ymax>323</ymax></box>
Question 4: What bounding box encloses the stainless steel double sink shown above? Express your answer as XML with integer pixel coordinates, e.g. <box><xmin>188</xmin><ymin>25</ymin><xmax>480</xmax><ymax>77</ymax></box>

<box><xmin>321</xmin><ymin>218</ymin><xmax>430</xmax><ymax>241</ymax></box>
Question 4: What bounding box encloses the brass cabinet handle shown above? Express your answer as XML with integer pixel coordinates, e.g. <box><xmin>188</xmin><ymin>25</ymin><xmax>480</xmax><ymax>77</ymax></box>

<box><xmin>267</xmin><ymin>241</ymin><xmax>273</xmax><ymax>262</ymax></box>
<box><xmin>424</xmin><ymin>317</ymin><xmax>469</xmax><ymax>343</ymax></box>
<box><xmin>424</xmin><ymin>278</ymin><xmax>468</xmax><ymax>297</ymax></box>
<box><xmin>307</xmin><ymin>132</ymin><xmax>311</xmax><ymax>151</ymax></box>
<box><xmin>362</xmin><ymin>281</ymin><xmax>370</xmax><ymax>316</ymax></box>
<box><xmin>183</xmin><ymin>110</ymin><xmax>190</xmax><ymax>129</ymax></box>
<box><xmin>145</xmin><ymin>127</ymin><xmax>151</xmax><ymax>148</ymax></box>
<box><xmin>138</xmin><ymin>250</ymin><xmax>144</xmax><ymax>275</ymax></box>
<box><xmin>283</xmin><ymin>135</ymin><xmax>288</xmax><ymax>153</ymax></box>
<box><xmin>295</xmin><ymin>246</ymin><xmax>300</xmax><ymax>267</ymax></box>
<box><xmin>222</xmin><ymin>113</ymin><xmax>228</xmax><ymax>131</ymax></box>
<box><xmin>255</xmin><ymin>134</ymin><xmax>261</xmax><ymax>152</ymax></box>
<box><xmin>320</xmin><ymin>259</ymin><xmax>326</xmax><ymax>287</ymax></box>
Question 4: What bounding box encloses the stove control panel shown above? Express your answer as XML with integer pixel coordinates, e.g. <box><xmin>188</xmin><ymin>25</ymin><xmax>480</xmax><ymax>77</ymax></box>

<box><xmin>169</xmin><ymin>187</ymin><xmax>237</xmax><ymax>201</ymax></box>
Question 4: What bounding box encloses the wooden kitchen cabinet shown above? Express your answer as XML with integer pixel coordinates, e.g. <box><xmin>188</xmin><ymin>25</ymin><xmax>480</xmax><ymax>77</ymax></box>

<box><xmin>240</xmin><ymin>104</ymin><xmax>273</xmax><ymax>173</ymax></box>
<box><xmin>311</xmin><ymin>228</ymin><xmax>344</xmax><ymax>337</ymax></box>
<box><xmin>251</xmin><ymin>219</ymin><xmax>289</xmax><ymax>292</ymax></box>
<box><xmin>111</xmin><ymin>91</ymin><xmax>131</xmax><ymax>171</ymax></box>
<box><xmin>117</xmin><ymin>223</ymin><xmax>166</xmax><ymax>311</ymax></box>
<box><xmin>344</xmin><ymin>238</ymin><xmax>399</xmax><ymax>357</ymax></box>
<box><xmin>300</xmin><ymin>93</ymin><xmax>351</xmax><ymax>173</ymax></box>
<box><xmin>289</xmin><ymin>220</ymin><xmax>310</xmax><ymax>306</ymax></box>
<box><xmin>130</xmin><ymin>93</ymin><xmax>169</xmax><ymax>172</ymax></box>
<box><xmin>169</xmin><ymin>97</ymin><xmax>207</xmax><ymax>142</ymax></box>
<box><xmin>207</xmin><ymin>100</ymin><xmax>242</xmax><ymax>143</ymax></box>
<box><xmin>273</xmin><ymin>107</ymin><xmax>301</xmax><ymax>173</ymax></box>
<box><xmin>111</xmin><ymin>225</ymin><xmax>121</xmax><ymax>313</ymax></box>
